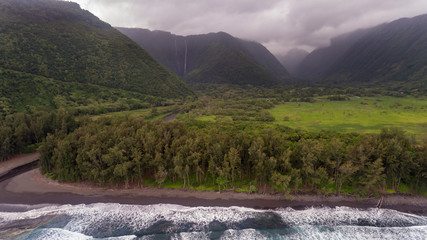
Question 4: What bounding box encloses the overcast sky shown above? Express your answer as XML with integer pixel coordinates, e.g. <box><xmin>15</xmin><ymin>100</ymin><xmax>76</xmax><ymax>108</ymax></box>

<box><xmin>71</xmin><ymin>0</ymin><xmax>427</xmax><ymax>55</ymax></box>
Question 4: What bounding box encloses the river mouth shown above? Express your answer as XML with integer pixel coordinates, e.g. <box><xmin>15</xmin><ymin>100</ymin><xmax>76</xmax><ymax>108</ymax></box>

<box><xmin>0</xmin><ymin>160</ymin><xmax>39</xmax><ymax>183</ymax></box>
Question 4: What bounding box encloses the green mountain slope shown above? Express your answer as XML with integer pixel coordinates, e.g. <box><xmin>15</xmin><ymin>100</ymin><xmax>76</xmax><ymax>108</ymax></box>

<box><xmin>296</xmin><ymin>29</ymin><xmax>371</xmax><ymax>79</ymax></box>
<box><xmin>0</xmin><ymin>67</ymin><xmax>163</xmax><ymax>115</ymax></box>
<box><xmin>326</xmin><ymin>14</ymin><xmax>427</xmax><ymax>83</ymax></box>
<box><xmin>0</xmin><ymin>0</ymin><xmax>192</xmax><ymax>100</ymax></box>
<box><xmin>296</xmin><ymin>13</ymin><xmax>427</xmax><ymax>85</ymax></box>
<box><xmin>117</xmin><ymin>28</ymin><xmax>290</xmax><ymax>86</ymax></box>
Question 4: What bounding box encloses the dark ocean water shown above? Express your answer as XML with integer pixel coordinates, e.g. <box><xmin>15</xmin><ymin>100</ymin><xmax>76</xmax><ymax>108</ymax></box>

<box><xmin>0</xmin><ymin>203</ymin><xmax>426</xmax><ymax>239</ymax></box>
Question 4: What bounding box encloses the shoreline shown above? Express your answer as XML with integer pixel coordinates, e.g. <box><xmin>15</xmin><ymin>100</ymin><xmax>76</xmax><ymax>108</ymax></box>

<box><xmin>1</xmin><ymin>169</ymin><xmax>426</xmax><ymax>215</ymax></box>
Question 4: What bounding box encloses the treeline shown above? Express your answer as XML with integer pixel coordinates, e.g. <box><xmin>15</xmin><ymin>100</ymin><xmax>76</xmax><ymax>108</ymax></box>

<box><xmin>0</xmin><ymin>111</ymin><xmax>77</xmax><ymax>160</ymax></box>
<box><xmin>39</xmin><ymin>117</ymin><xmax>427</xmax><ymax>196</ymax></box>
<box><xmin>195</xmin><ymin>83</ymin><xmax>426</xmax><ymax>103</ymax></box>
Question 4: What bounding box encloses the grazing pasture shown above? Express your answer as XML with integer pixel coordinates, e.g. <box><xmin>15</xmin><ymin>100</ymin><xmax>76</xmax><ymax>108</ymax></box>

<box><xmin>269</xmin><ymin>96</ymin><xmax>427</xmax><ymax>136</ymax></box>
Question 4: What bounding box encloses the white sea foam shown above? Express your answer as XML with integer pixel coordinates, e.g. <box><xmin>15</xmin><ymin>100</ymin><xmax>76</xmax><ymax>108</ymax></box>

<box><xmin>23</xmin><ymin>228</ymin><xmax>92</xmax><ymax>240</ymax></box>
<box><xmin>281</xmin><ymin>225</ymin><xmax>427</xmax><ymax>240</ymax></box>
<box><xmin>0</xmin><ymin>203</ymin><xmax>426</xmax><ymax>239</ymax></box>
<box><xmin>275</xmin><ymin>206</ymin><xmax>427</xmax><ymax>227</ymax></box>
<box><xmin>23</xmin><ymin>227</ymin><xmax>139</xmax><ymax>240</ymax></box>
<box><xmin>220</xmin><ymin>229</ymin><xmax>267</xmax><ymax>240</ymax></box>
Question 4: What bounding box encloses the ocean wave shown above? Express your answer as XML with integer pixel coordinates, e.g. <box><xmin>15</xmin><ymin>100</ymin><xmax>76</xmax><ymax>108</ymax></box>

<box><xmin>276</xmin><ymin>206</ymin><xmax>427</xmax><ymax>227</ymax></box>
<box><xmin>0</xmin><ymin>203</ymin><xmax>426</xmax><ymax>239</ymax></box>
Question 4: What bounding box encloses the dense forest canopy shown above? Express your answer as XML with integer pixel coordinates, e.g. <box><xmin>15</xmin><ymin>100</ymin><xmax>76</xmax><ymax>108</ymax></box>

<box><xmin>33</xmin><ymin>112</ymin><xmax>427</xmax><ymax>196</ymax></box>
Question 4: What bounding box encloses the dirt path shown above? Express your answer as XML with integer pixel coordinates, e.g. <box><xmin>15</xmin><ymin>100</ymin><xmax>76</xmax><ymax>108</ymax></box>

<box><xmin>162</xmin><ymin>111</ymin><xmax>179</xmax><ymax>122</ymax></box>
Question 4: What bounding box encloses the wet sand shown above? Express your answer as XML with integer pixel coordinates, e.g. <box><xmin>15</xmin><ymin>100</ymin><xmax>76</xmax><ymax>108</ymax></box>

<box><xmin>1</xmin><ymin>168</ymin><xmax>426</xmax><ymax>215</ymax></box>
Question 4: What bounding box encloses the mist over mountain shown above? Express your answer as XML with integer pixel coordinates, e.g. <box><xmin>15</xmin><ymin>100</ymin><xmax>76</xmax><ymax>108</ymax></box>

<box><xmin>296</xmin><ymin>29</ymin><xmax>372</xmax><ymax>80</ymax></box>
<box><xmin>277</xmin><ymin>48</ymin><xmax>309</xmax><ymax>76</ymax></box>
<box><xmin>296</xmin><ymin>13</ymin><xmax>427</xmax><ymax>85</ymax></box>
<box><xmin>326</xmin><ymin>14</ymin><xmax>427</xmax><ymax>83</ymax></box>
<box><xmin>0</xmin><ymin>0</ymin><xmax>192</xmax><ymax>102</ymax></box>
<box><xmin>117</xmin><ymin>28</ymin><xmax>290</xmax><ymax>86</ymax></box>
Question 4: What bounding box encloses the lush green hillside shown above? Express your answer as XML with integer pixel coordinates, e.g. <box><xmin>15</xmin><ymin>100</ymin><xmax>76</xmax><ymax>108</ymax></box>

<box><xmin>117</xmin><ymin>28</ymin><xmax>290</xmax><ymax>86</ymax></box>
<box><xmin>237</xmin><ymin>39</ymin><xmax>291</xmax><ymax>83</ymax></box>
<box><xmin>326</xmin><ymin>14</ymin><xmax>427</xmax><ymax>83</ymax></box>
<box><xmin>0</xmin><ymin>67</ymin><xmax>166</xmax><ymax>115</ymax></box>
<box><xmin>0</xmin><ymin>0</ymin><xmax>192</xmax><ymax>100</ymax></box>
<box><xmin>115</xmin><ymin>29</ymin><xmax>187</xmax><ymax>76</ymax></box>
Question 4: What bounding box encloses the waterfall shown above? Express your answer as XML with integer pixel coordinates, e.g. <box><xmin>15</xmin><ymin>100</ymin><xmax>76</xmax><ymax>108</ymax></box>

<box><xmin>184</xmin><ymin>39</ymin><xmax>187</xmax><ymax>75</ymax></box>
<box><xmin>174</xmin><ymin>37</ymin><xmax>181</xmax><ymax>75</ymax></box>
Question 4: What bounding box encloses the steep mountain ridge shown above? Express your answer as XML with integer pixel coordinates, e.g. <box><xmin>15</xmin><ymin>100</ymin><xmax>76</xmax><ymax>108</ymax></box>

<box><xmin>117</xmin><ymin>28</ymin><xmax>290</xmax><ymax>86</ymax></box>
<box><xmin>296</xmin><ymin>13</ymin><xmax>427</xmax><ymax>85</ymax></box>
<box><xmin>326</xmin><ymin>14</ymin><xmax>427</xmax><ymax>83</ymax></box>
<box><xmin>296</xmin><ymin>28</ymin><xmax>372</xmax><ymax>79</ymax></box>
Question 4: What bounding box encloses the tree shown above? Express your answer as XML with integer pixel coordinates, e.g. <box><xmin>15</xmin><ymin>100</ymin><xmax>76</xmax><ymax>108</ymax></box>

<box><xmin>155</xmin><ymin>166</ymin><xmax>168</xmax><ymax>186</ymax></box>
<box><xmin>216</xmin><ymin>176</ymin><xmax>229</xmax><ymax>193</ymax></box>
<box><xmin>104</xmin><ymin>145</ymin><xmax>126</xmax><ymax>184</ymax></box>
<box><xmin>360</xmin><ymin>158</ymin><xmax>385</xmax><ymax>194</ymax></box>
<box><xmin>14</xmin><ymin>122</ymin><xmax>31</xmax><ymax>153</ymax></box>
<box><xmin>413</xmin><ymin>143</ymin><xmax>427</xmax><ymax>189</ymax></box>
<box><xmin>0</xmin><ymin>124</ymin><xmax>12</xmax><ymax>160</ymax></box>
<box><xmin>311</xmin><ymin>167</ymin><xmax>329</xmax><ymax>190</ymax></box>
<box><xmin>53</xmin><ymin>138</ymin><xmax>80</xmax><ymax>182</ymax></box>
<box><xmin>38</xmin><ymin>134</ymin><xmax>56</xmax><ymax>173</ymax></box>
<box><xmin>327</xmin><ymin>139</ymin><xmax>346</xmax><ymax>187</ymax></box>
<box><xmin>379</xmin><ymin>128</ymin><xmax>413</xmax><ymax>191</ymax></box>
<box><xmin>336</xmin><ymin>161</ymin><xmax>358</xmax><ymax>194</ymax></box>
<box><xmin>208</xmin><ymin>156</ymin><xmax>217</xmax><ymax>185</ymax></box>
<box><xmin>248</xmin><ymin>136</ymin><xmax>266</xmax><ymax>183</ymax></box>
<box><xmin>131</xmin><ymin>148</ymin><xmax>144</xmax><ymax>187</ymax></box>
<box><xmin>113</xmin><ymin>161</ymin><xmax>134</xmax><ymax>188</ymax></box>
<box><xmin>249</xmin><ymin>184</ymin><xmax>258</xmax><ymax>194</ymax></box>
<box><xmin>295</xmin><ymin>139</ymin><xmax>326</xmax><ymax>189</ymax></box>
<box><xmin>173</xmin><ymin>153</ymin><xmax>185</xmax><ymax>187</ymax></box>
<box><xmin>271</xmin><ymin>172</ymin><xmax>292</xmax><ymax>198</ymax></box>
<box><xmin>224</xmin><ymin>147</ymin><xmax>240</xmax><ymax>187</ymax></box>
<box><xmin>188</xmin><ymin>151</ymin><xmax>202</xmax><ymax>185</ymax></box>
<box><xmin>30</xmin><ymin>117</ymin><xmax>44</xmax><ymax>143</ymax></box>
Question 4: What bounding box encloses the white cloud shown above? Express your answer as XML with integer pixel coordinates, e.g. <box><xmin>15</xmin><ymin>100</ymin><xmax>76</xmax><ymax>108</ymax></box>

<box><xmin>71</xmin><ymin>0</ymin><xmax>427</xmax><ymax>54</ymax></box>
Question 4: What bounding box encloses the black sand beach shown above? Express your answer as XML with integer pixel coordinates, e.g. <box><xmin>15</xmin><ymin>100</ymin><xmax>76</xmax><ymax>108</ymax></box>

<box><xmin>0</xmin><ymin>165</ymin><xmax>426</xmax><ymax>215</ymax></box>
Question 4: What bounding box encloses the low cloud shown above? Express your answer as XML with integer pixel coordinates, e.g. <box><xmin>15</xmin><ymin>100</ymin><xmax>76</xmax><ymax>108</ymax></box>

<box><xmin>73</xmin><ymin>0</ymin><xmax>427</xmax><ymax>54</ymax></box>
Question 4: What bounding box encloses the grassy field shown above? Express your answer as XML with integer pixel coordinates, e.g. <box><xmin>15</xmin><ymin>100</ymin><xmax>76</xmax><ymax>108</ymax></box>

<box><xmin>191</xmin><ymin>96</ymin><xmax>427</xmax><ymax>137</ymax></box>
<box><xmin>269</xmin><ymin>96</ymin><xmax>427</xmax><ymax>136</ymax></box>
